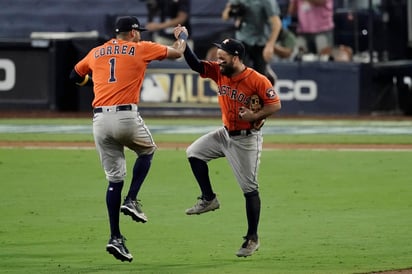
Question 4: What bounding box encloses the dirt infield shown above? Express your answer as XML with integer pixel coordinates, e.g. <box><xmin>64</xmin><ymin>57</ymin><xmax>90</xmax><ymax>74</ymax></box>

<box><xmin>370</xmin><ymin>270</ymin><xmax>412</xmax><ymax>274</ymax></box>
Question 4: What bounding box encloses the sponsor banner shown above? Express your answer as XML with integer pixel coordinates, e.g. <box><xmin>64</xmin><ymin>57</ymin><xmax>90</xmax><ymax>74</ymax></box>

<box><xmin>141</xmin><ymin>61</ymin><xmax>363</xmax><ymax>115</ymax></box>
<box><xmin>0</xmin><ymin>43</ymin><xmax>367</xmax><ymax>115</ymax></box>
<box><xmin>274</xmin><ymin>62</ymin><xmax>362</xmax><ymax>114</ymax></box>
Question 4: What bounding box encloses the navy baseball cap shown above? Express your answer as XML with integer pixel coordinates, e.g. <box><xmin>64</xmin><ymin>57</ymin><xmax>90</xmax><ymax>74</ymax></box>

<box><xmin>115</xmin><ymin>16</ymin><xmax>147</xmax><ymax>33</ymax></box>
<box><xmin>213</xmin><ymin>38</ymin><xmax>245</xmax><ymax>59</ymax></box>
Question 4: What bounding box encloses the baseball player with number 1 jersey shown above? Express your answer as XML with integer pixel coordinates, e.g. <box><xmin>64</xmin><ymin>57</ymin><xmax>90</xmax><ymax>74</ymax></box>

<box><xmin>174</xmin><ymin>26</ymin><xmax>281</xmax><ymax>257</ymax></box>
<box><xmin>69</xmin><ymin>16</ymin><xmax>185</xmax><ymax>262</ymax></box>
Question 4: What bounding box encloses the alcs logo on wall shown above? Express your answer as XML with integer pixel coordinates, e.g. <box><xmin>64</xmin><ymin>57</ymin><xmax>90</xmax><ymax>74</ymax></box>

<box><xmin>141</xmin><ymin>69</ymin><xmax>218</xmax><ymax>103</ymax></box>
<box><xmin>141</xmin><ymin>69</ymin><xmax>318</xmax><ymax>103</ymax></box>
<box><xmin>0</xmin><ymin>59</ymin><xmax>16</xmax><ymax>91</ymax></box>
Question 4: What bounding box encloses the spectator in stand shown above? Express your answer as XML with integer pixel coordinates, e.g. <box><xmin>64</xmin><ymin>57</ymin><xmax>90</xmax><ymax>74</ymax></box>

<box><xmin>284</xmin><ymin>0</ymin><xmax>334</xmax><ymax>55</ymax></box>
<box><xmin>145</xmin><ymin>0</ymin><xmax>194</xmax><ymax>50</ymax></box>
<box><xmin>207</xmin><ymin>27</ymin><xmax>297</xmax><ymax>62</ymax></box>
<box><xmin>221</xmin><ymin>0</ymin><xmax>282</xmax><ymax>85</ymax></box>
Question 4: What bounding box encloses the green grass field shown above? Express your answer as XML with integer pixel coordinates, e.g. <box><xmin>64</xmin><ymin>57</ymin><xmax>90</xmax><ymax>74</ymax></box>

<box><xmin>0</xmin><ymin>117</ymin><xmax>412</xmax><ymax>273</ymax></box>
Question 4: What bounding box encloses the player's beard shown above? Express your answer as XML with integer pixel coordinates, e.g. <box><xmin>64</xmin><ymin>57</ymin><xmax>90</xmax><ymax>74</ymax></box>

<box><xmin>220</xmin><ymin>61</ymin><xmax>236</xmax><ymax>77</ymax></box>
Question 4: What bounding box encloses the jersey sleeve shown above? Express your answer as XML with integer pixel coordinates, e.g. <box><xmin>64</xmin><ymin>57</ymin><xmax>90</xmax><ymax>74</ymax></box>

<box><xmin>200</xmin><ymin>61</ymin><xmax>220</xmax><ymax>82</ymax></box>
<box><xmin>74</xmin><ymin>52</ymin><xmax>92</xmax><ymax>77</ymax></box>
<box><xmin>256</xmin><ymin>72</ymin><xmax>280</xmax><ymax>106</ymax></box>
<box><xmin>140</xmin><ymin>41</ymin><xmax>168</xmax><ymax>62</ymax></box>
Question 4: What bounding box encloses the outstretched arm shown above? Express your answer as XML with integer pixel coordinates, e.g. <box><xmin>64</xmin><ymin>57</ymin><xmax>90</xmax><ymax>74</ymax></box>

<box><xmin>166</xmin><ymin>39</ymin><xmax>186</xmax><ymax>60</ymax></box>
<box><xmin>183</xmin><ymin>45</ymin><xmax>204</xmax><ymax>74</ymax></box>
<box><xmin>174</xmin><ymin>25</ymin><xmax>204</xmax><ymax>74</ymax></box>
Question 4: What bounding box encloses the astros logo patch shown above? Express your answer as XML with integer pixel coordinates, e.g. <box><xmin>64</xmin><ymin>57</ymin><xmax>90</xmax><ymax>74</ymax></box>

<box><xmin>266</xmin><ymin>87</ymin><xmax>277</xmax><ymax>99</ymax></box>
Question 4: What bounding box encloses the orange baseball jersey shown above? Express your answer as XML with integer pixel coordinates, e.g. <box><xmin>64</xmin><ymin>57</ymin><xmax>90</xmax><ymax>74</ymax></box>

<box><xmin>200</xmin><ymin>62</ymin><xmax>280</xmax><ymax>131</ymax></box>
<box><xmin>74</xmin><ymin>39</ymin><xmax>168</xmax><ymax>107</ymax></box>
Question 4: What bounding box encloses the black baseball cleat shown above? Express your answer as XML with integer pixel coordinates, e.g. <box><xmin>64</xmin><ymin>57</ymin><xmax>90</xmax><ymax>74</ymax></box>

<box><xmin>106</xmin><ymin>235</ymin><xmax>133</xmax><ymax>262</ymax></box>
<box><xmin>120</xmin><ymin>198</ymin><xmax>148</xmax><ymax>223</ymax></box>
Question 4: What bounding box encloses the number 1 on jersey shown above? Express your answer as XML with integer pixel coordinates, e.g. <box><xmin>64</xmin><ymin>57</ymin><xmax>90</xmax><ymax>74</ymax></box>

<box><xmin>109</xmin><ymin>58</ymin><xmax>117</xmax><ymax>82</ymax></box>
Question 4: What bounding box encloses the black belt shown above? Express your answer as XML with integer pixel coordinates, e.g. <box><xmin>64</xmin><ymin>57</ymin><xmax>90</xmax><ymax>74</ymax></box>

<box><xmin>225</xmin><ymin>127</ymin><xmax>252</xmax><ymax>137</ymax></box>
<box><xmin>93</xmin><ymin>104</ymin><xmax>133</xmax><ymax>114</ymax></box>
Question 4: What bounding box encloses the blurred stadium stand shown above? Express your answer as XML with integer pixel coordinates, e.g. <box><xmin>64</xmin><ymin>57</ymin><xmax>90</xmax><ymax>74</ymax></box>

<box><xmin>0</xmin><ymin>0</ymin><xmax>410</xmax><ymax>60</ymax></box>
<box><xmin>0</xmin><ymin>0</ymin><xmax>233</xmax><ymax>58</ymax></box>
<box><xmin>0</xmin><ymin>0</ymin><xmax>411</xmax><ymax>115</ymax></box>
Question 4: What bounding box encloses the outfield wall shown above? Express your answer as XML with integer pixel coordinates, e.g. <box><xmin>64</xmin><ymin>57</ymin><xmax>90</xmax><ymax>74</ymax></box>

<box><xmin>0</xmin><ymin>39</ymin><xmax>411</xmax><ymax>116</ymax></box>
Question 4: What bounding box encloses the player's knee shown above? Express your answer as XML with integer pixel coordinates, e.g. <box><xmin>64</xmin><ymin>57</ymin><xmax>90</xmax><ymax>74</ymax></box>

<box><xmin>140</xmin><ymin>145</ymin><xmax>157</xmax><ymax>156</ymax></box>
<box><xmin>244</xmin><ymin>189</ymin><xmax>259</xmax><ymax>198</ymax></box>
<box><xmin>106</xmin><ymin>174</ymin><xmax>126</xmax><ymax>182</ymax></box>
<box><xmin>139</xmin><ymin>152</ymin><xmax>154</xmax><ymax>161</ymax></box>
<box><xmin>188</xmin><ymin>156</ymin><xmax>203</xmax><ymax>164</ymax></box>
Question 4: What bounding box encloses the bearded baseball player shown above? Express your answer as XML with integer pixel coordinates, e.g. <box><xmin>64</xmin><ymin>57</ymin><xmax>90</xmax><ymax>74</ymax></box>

<box><xmin>69</xmin><ymin>16</ymin><xmax>185</xmax><ymax>262</ymax></box>
<box><xmin>175</xmin><ymin>26</ymin><xmax>281</xmax><ymax>257</ymax></box>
